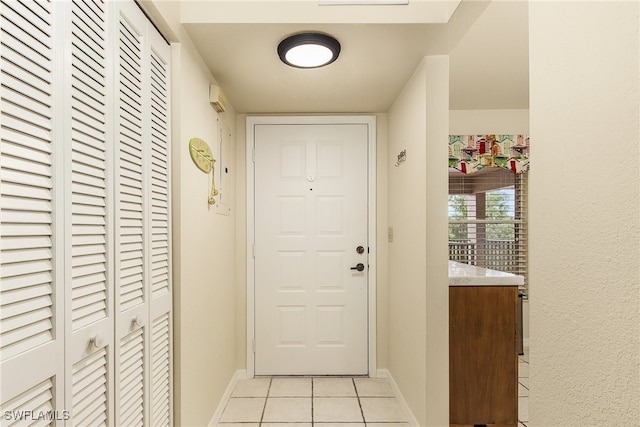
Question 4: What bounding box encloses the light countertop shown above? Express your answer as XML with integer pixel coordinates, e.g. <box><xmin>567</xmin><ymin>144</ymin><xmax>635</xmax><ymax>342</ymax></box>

<box><xmin>448</xmin><ymin>261</ymin><xmax>524</xmax><ymax>287</ymax></box>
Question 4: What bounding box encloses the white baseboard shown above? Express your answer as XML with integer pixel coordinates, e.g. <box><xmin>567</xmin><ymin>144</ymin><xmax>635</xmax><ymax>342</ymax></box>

<box><xmin>208</xmin><ymin>369</ymin><xmax>247</xmax><ymax>427</ymax></box>
<box><xmin>376</xmin><ymin>369</ymin><xmax>420</xmax><ymax>427</ymax></box>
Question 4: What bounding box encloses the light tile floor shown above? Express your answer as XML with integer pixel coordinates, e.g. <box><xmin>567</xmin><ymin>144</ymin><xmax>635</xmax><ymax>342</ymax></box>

<box><xmin>218</xmin><ymin>377</ymin><xmax>409</xmax><ymax>426</ymax></box>
<box><xmin>219</xmin><ymin>347</ymin><xmax>530</xmax><ymax>427</ymax></box>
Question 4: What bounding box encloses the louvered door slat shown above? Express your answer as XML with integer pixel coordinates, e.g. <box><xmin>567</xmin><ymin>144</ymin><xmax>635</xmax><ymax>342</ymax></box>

<box><xmin>72</xmin><ymin>6</ymin><xmax>105</xmax><ymax>50</ymax></box>
<box><xmin>1</xmin><ymin>306</ymin><xmax>51</xmax><ymax>334</ymax></box>
<box><xmin>1</xmin><ymin>238</ymin><xmax>51</xmax><ymax>255</ymax></box>
<box><xmin>76</xmin><ymin>0</ymin><xmax>104</xmax><ymax>29</ymax></box>
<box><xmin>1</xmin><ymin>259</ymin><xmax>50</xmax><ymax>281</ymax></box>
<box><xmin>69</xmin><ymin>0</ymin><xmax>109</xmax><ymax>335</ymax></box>
<box><xmin>151</xmin><ymin>313</ymin><xmax>170</xmax><ymax>426</ymax></box>
<box><xmin>1</xmin><ymin>139</ymin><xmax>52</xmax><ymax>167</ymax></box>
<box><xmin>120</xmin><ymin>87</ymin><xmax>142</xmax><ymax>110</ymax></box>
<box><xmin>0</xmin><ymin>56</ymin><xmax>51</xmax><ymax>98</ymax></box>
<box><xmin>0</xmin><ymin>169</ymin><xmax>51</xmax><ymax>192</ymax></box>
<box><xmin>119</xmin><ymin>328</ymin><xmax>144</xmax><ymax>426</ymax></box>
<box><xmin>72</xmin><ymin>22</ymin><xmax>104</xmax><ymax>64</ymax></box>
<box><xmin>0</xmin><ymin>86</ymin><xmax>51</xmax><ymax>121</ymax></box>
<box><xmin>2</xmin><ymin>45</ymin><xmax>48</xmax><ymax>91</ymax></box>
<box><xmin>0</xmin><ymin>378</ymin><xmax>54</xmax><ymax>426</ymax></box>
<box><xmin>117</xmin><ymin>12</ymin><xmax>145</xmax><ymax>314</ymax></box>
<box><xmin>70</xmin><ymin>274</ymin><xmax>106</xmax><ymax>297</ymax></box>
<box><xmin>151</xmin><ymin>150</ymin><xmax>168</xmax><ymax>168</ymax></box>
<box><xmin>0</xmin><ymin>270</ymin><xmax>51</xmax><ymax>293</ymax></box>
<box><xmin>1</xmin><ymin>317</ymin><xmax>51</xmax><ymax>348</ymax></box>
<box><xmin>1</xmin><ymin>0</ymin><xmax>56</xmax><ymax>366</ymax></box>
<box><xmin>72</xmin><ymin>204</ymin><xmax>106</xmax><ymax>219</ymax></box>
<box><xmin>0</xmin><ymin>211</ymin><xmax>51</xmax><ymax>227</ymax></box>
<box><xmin>0</xmin><ymin>5</ymin><xmax>51</xmax><ymax>61</ymax></box>
<box><xmin>70</xmin><ymin>113</ymin><xmax>107</xmax><ymax>143</ymax></box>
<box><xmin>72</xmin><ymin>348</ymin><xmax>108</xmax><ymax>426</ymax></box>
<box><xmin>72</xmin><ymin>94</ymin><xmax>106</xmax><ymax>129</ymax></box>
<box><xmin>149</xmin><ymin>50</ymin><xmax>170</xmax><ymax>299</ymax></box>
<box><xmin>0</xmin><ymin>114</ymin><xmax>51</xmax><ymax>144</ymax></box>
<box><xmin>1</xmin><ymin>73</ymin><xmax>50</xmax><ymax>114</ymax></box>
<box><xmin>14</xmin><ymin>0</ymin><xmax>51</xmax><ymax>26</ymax></box>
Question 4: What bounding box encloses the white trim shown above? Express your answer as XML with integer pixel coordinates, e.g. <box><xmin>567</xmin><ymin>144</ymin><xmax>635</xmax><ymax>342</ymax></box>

<box><xmin>245</xmin><ymin>115</ymin><xmax>377</xmax><ymax>378</ymax></box>
<box><xmin>208</xmin><ymin>369</ymin><xmax>247</xmax><ymax>427</ymax></box>
<box><xmin>377</xmin><ymin>369</ymin><xmax>420</xmax><ymax>427</ymax></box>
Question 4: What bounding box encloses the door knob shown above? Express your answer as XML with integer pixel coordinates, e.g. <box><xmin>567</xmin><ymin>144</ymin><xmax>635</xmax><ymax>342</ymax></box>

<box><xmin>90</xmin><ymin>334</ymin><xmax>104</xmax><ymax>349</ymax></box>
<box><xmin>350</xmin><ymin>263</ymin><xmax>365</xmax><ymax>272</ymax></box>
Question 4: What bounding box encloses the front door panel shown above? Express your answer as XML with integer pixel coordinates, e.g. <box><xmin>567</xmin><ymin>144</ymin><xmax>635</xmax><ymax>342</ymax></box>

<box><xmin>254</xmin><ymin>124</ymin><xmax>368</xmax><ymax>375</ymax></box>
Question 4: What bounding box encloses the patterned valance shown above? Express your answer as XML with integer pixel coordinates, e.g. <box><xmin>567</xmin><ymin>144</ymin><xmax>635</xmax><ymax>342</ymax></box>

<box><xmin>449</xmin><ymin>134</ymin><xmax>530</xmax><ymax>174</ymax></box>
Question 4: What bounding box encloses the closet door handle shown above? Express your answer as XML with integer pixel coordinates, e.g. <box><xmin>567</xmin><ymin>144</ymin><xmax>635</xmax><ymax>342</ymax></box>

<box><xmin>132</xmin><ymin>315</ymin><xmax>144</xmax><ymax>328</ymax></box>
<box><xmin>90</xmin><ymin>334</ymin><xmax>104</xmax><ymax>349</ymax></box>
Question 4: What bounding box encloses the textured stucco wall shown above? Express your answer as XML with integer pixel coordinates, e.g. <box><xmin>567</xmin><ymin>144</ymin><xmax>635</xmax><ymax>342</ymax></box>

<box><xmin>529</xmin><ymin>2</ymin><xmax>640</xmax><ymax>425</ymax></box>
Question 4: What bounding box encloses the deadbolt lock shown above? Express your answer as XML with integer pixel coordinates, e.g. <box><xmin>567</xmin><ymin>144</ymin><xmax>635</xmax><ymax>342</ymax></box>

<box><xmin>356</xmin><ymin>246</ymin><xmax>365</xmax><ymax>254</ymax></box>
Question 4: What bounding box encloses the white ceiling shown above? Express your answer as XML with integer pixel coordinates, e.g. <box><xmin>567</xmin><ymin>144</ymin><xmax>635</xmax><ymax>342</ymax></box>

<box><xmin>182</xmin><ymin>0</ymin><xmax>529</xmax><ymax>114</ymax></box>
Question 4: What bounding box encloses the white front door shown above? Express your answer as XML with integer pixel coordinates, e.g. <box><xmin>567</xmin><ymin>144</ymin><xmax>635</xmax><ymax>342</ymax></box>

<box><xmin>253</xmin><ymin>122</ymin><xmax>369</xmax><ymax>375</ymax></box>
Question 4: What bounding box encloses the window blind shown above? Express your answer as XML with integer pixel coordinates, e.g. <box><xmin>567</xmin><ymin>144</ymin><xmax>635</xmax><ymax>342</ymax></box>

<box><xmin>448</xmin><ymin>168</ymin><xmax>529</xmax><ymax>297</ymax></box>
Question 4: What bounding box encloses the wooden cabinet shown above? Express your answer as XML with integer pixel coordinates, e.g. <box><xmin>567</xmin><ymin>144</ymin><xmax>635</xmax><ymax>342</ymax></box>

<box><xmin>449</xmin><ymin>285</ymin><xmax>518</xmax><ymax>427</ymax></box>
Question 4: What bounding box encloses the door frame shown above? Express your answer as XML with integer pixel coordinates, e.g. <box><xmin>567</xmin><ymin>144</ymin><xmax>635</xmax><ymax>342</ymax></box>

<box><xmin>246</xmin><ymin>115</ymin><xmax>377</xmax><ymax>377</ymax></box>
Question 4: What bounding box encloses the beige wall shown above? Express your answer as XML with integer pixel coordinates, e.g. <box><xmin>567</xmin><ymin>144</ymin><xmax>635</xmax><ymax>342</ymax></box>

<box><xmin>387</xmin><ymin>56</ymin><xmax>449</xmax><ymax>426</ymax></box>
<box><xmin>529</xmin><ymin>2</ymin><xmax>639</xmax><ymax>424</ymax></box>
<box><xmin>450</xmin><ymin>109</ymin><xmax>529</xmax><ymax>135</ymax></box>
<box><xmin>375</xmin><ymin>114</ymin><xmax>390</xmax><ymax>370</ymax></box>
<box><xmin>171</xmin><ymin>36</ymin><xmax>238</xmax><ymax>426</ymax></box>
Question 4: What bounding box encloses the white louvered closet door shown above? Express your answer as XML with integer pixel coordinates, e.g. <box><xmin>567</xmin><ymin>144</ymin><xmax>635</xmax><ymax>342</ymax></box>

<box><xmin>0</xmin><ymin>0</ymin><xmax>65</xmax><ymax>422</ymax></box>
<box><xmin>114</xmin><ymin>3</ymin><xmax>147</xmax><ymax>426</ymax></box>
<box><xmin>63</xmin><ymin>0</ymin><xmax>114</xmax><ymax>425</ymax></box>
<box><xmin>147</xmin><ymin>23</ymin><xmax>172</xmax><ymax>427</ymax></box>
<box><xmin>1</xmin><ymin>1</ymin><xmax>171</xmax><ymax>425</ymax></box>
<box><xmin>113</xmin><ymin>2</ymin><xmax>172</xmax><ymax>426</ymax></box>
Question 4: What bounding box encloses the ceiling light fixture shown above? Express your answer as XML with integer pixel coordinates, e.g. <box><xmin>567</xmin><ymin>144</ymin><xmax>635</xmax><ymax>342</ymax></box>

<box><xmin>278</xmin><ymin>33</ymin><xmax>341</xmax><ymax>69</ymax></box>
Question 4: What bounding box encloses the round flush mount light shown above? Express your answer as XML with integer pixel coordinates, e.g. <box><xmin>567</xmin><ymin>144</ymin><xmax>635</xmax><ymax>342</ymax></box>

<box><xmin>278</xmin><ymin>32</ymin><xmax>341</xmax><ymax>68</ymax></box>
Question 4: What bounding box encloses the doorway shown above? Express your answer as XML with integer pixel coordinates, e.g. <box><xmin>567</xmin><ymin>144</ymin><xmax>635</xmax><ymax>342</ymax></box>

<box><xmin>246</xmin><ymin>116</ymin><xmax>377</xmax><ymax>376</ymax></box>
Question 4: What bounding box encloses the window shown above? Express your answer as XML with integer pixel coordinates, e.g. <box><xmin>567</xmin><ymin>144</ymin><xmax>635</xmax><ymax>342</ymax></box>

<box><xmin>448</xmin><ymin>168</ymin><xmax>529</xmax><ymax>297</ymax></box>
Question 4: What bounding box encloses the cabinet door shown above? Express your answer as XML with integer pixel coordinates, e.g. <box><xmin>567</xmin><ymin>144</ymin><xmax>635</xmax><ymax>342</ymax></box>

<box><xmin>0</xmin><ymin>0</ymin><xmax>65</xmax><ymax>420</ymax></box>
<box><xmin>449</xmin><ymin>286</ymin><xmax>518</xmax><ymax>426</ymax></box>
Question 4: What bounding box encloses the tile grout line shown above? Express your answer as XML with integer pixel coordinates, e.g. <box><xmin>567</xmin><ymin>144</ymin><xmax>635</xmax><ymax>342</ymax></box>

<box><xmin>353</xmin><ymin>377</ymin><xmax>366</xmax><ymax>424</ymax></box>
<box><xmin>258</xmin><ymin>377</ymin><xmax>272</xmax><ymax>426</ymax></box>
<box><xmin>311</xmin><ymin>377</ymin><xmax>314</xmax><ymax>426</ymax></box>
